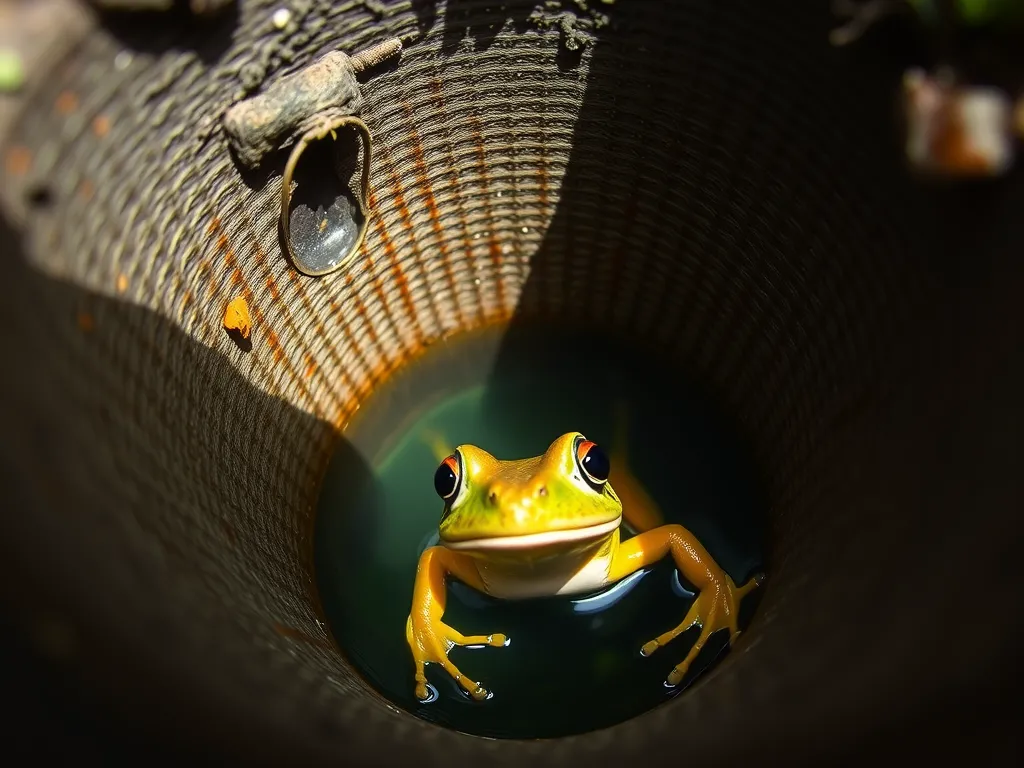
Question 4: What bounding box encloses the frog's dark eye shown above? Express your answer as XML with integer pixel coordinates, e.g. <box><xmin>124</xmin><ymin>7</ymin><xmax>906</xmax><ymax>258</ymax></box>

<box><xmin>575</xmin><ymin>439</ymin><xmax>610</xmax><ymax>487</ymax></box>
<box><xmin>434</xmin><ymin>455</ymin><xmax>461</xmax><ymax>501</ymax></box>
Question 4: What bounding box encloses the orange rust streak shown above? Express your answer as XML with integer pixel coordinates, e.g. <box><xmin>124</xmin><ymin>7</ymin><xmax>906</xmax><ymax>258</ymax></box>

<box><xmin>469</xmin><ymin>119</ymin><xmax>506</xmax><ymax>315</ymax></box>
<box><xmin>429</xmin><ymin>79</ymin><xmax>486</xmax><ymax>327</ymax></box>
<box><xmin>406</xmin><ymin>109</ymin><xmax>464</xmax><ymax>329</ymax></box>
<box><xmin>368</xmin><ymin>189</ymin><xmax>424</xmax><ymax>348</ymax></box>
<box><xmin>266</xmin><ymin>276</ymin><xmax>281</xmax><ymax>300</ymax></box>
<box><xmin>92</xmin><ymin>115</ymin><xmax>111</xmax><ymax>138</ymax></box>
<box><xmin>55</xmin><ymin>91</ymin><xmax>78</xmax><ymax>115</ymax></box>
<box><xmin>208</xmin><ymin>219</ymin><xmax>307</xmax><ymax>397</ymax></box>
<box><xmin>4</xmin><ymin>146</ymin><xmax>31</xmax><ymax>176</ymax></box>
<box><xmin>342</xmin><ymin>273</ymin><xmax>387</xmax><ymax>384</ymax></box>
<box><xmin>282</xmin><ymin>266</ymin><xmax>358</xmax><ymax>397</ymax></box>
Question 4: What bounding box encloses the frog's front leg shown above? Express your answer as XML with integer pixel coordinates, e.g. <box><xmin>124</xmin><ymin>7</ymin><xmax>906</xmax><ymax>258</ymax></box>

<box><xmin>608</xmin><ymin>525</ymin><xmax>763</xmax><ymax>686</ymax></box>
<box><xmin>406</xmin><ymin>546</ymin><xmax>509</xmax><ymax>701</ymax></box>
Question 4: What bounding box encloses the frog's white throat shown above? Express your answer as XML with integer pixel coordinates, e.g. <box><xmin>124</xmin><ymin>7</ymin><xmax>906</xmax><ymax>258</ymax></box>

<box><xmin>444</xmin><ymin>517</ymin><xmax>621</xmax><ymax>551</ymax></box>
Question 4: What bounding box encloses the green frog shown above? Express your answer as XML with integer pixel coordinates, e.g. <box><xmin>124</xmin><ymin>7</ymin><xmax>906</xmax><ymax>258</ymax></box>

<box><xmin>405</xmin><ymin>416</ymin><xmax>763</xmax><ymax>701</ymax></box>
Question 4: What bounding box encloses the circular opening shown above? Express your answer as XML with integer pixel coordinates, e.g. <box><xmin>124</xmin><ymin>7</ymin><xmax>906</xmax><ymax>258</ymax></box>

<box><xmin>314</xmin><ymin>322</ymin><xmax>766</xmax><ymax>738</ymax></box>
<box><xmin>2</xmin><ymin>0</ymin><xmax>1021</xmax><ymax>764</ymax></box>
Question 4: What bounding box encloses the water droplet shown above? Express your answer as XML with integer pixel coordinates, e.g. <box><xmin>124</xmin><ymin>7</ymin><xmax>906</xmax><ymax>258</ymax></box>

<box><xmin>521</xmin><ymin>226</ymin><xmax>529</xmax><ymax>233</ymax></box>
<box><xmin>114</xmin><ymin>51</ymin><xmax>133</xmax><ymax>71</ymax></box>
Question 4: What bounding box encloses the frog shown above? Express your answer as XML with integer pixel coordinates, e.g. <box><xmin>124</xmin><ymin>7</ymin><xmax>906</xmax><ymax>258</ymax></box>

<box><xmin>405</xmin><ymin>412</ymin><xmax>764</xmax><ymax>702</ymax></box>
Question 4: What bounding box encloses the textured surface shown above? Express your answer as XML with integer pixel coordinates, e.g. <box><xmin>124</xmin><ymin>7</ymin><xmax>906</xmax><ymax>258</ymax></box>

<box><xmin>0</xmin><ymin>0</ymin><xmax>1022</xmax><ymax>764</ymax></box>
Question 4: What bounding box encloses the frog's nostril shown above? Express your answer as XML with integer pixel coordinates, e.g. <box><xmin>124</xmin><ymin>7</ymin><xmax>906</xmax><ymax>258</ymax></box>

<box><xmin>536</xmin><ymin>485</ymin><xmax>548</xmax><ymax>497</ymax></box>
<box><xmin>487</xmin><ymin>490</ymin><xmax>498</xmax><ymax>505</ymax></box>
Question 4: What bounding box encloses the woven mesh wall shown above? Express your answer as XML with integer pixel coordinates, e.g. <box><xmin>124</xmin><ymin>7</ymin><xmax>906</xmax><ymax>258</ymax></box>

<box><xmin>1</xmin><ymin>0</ymin><xmax>1022</xmax><ymax>764</ymax></box>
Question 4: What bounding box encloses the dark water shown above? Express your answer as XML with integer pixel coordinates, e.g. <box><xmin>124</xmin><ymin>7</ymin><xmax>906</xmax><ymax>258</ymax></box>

<box><xmin>313</xmin><ymin>323</ymin><xmax>766</xmax><ymax>739</ymax></box>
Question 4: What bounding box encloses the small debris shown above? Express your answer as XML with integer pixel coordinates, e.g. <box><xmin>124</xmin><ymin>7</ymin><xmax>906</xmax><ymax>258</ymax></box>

<box><xmin>114</xmin><ymin>51</ymin><xmax>133</xmax><ymax>71</ymax></box>
<box><xmin>902</xmin><ymin>68</ymin><xmax>1016</xmax><ymax>177</ymax></box>
<box><xmin>55</xmin><ymin>90</ymin><xmax>79</xmax><ymax>115</ymax></box>
<box><xmin>78</xmin><ymin>179</ymin><xmax>95</xmax><ymax>201</ymax></box>
<box><xmin>93</xmin><ymin>115</ymin><xmax>112</xmax><ymax>137</ymax></box>
<box><xmin>272</xmin><ymin>7</ymin><xmax>292</xmax><ymax>29</ymax></box>
<box><xmin>223</xmin><ymin>296</ymin><xmax>252</xmax><ymax>339</ymax></box>
<box><xmin>116</xmin><ymin>274</ymin><xmax>129</xmax><ymax>293</ymax></box>
<box><xmin>0</xmin><ymin>48</ymin><xmax>25</xmax><ymax>93</ymax></box>
<box><xmin>77</xmin><ymin>310</ymin><xmax>95</xmax><ymax>332</ymax></box>
<box><xmin>4</xmin><ymin>146</ymin><xmax>32</xmax><ymax>176</ymax></box>
<box><xmin>527</xmin><ymin>1</ymin><xmax>612</xmax><ymax>53</ymax></box>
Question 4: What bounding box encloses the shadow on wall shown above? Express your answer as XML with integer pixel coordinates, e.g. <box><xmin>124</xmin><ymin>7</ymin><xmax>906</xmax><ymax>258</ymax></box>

<box><xmin>0</xmin><ymin>208</ymin><xmax>372</xmax><ymax>763</ymax></box>
<box><xmin>482</xmin><ymin>0</ymin><xmax>1024</xmax><ymax>762</ymax></box>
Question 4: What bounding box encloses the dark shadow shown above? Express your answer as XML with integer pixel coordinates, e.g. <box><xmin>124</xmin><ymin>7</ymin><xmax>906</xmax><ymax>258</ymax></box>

<box><xmin>0</xmin><ymin>207</ymin><xmax>374</xmax><ymax>764</ymax></box>
<box><xmin>91</xmin><ymin>0</ymin><xmax>239</xmax><ymax>64</ymax></box>
<box><xmin>439</xmin><ymin>0</ymin><xmax>542</xmax><ymax>56</ymax></box>
<box><xmin>471</xmin><ymin>0</ymin><xmax>1024</xmax><ymax>760</ymax></box>
<box><xmin>231</xmin><ymin>140</ymin><xmax>290</xmax><ymax>192</ymax></box>
<box><xmin>409</xmin><ymin>0</ymin><xmax>439</xmax><ymax>43</ymax></box>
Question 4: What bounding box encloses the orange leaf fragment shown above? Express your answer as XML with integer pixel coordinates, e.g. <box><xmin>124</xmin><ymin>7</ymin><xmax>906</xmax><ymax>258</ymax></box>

<box><xmin>223</xmin><ymin>296</ymin><xmax>251</xmax><ymax>339</ymax></box>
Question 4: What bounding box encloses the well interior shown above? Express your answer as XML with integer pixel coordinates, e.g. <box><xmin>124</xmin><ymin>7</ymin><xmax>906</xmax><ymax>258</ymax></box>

<box><xmin>1</xmin><ymin>0</ymin><xmax>1022</xmax><ymax>764</ymax></box>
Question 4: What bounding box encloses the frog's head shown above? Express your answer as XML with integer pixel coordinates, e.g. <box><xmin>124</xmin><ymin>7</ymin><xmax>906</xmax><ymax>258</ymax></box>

<box><xmin>433</xmin><ymin>432</ymin><xmax>623</xmax><ymax>552</ymax></box>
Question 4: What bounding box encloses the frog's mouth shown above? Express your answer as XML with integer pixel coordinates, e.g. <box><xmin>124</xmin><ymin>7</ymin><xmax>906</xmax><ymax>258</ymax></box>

<box><xmin>443</xmin><ymin>517</ymin><xmax>622</xmax><ymax>551</ymax></box>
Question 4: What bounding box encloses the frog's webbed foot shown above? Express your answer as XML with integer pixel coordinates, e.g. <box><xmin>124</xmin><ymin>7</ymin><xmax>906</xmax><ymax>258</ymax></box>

<box><xmin>406</xmin><ymin>615</ymin><xmax>508</xmax><ymax>701</ymax></box>
<box><xmin>405</xmin><ymin>546</ymin><xmax>509</xmax><ymax>702</ymax></box>
<box><xmin>608</xmin><ymin>525</ymin><xmax>764</xmax><ymax>688</ymax></box>
<box><xmin>643</xmin><ymin>571</ymin><xmax>764</xmax><ymax>686</ymax></box>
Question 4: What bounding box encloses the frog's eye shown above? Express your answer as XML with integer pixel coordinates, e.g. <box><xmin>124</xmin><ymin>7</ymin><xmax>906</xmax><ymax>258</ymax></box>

<box><xmin>434</xmin><ymin>454</ymin><xmax>461</xmax><ymax>501</ymax></box>
<box><xmin>575</xmin><ymin>439</ymin><xmax>610</xmax><ymax>488</ymax></box>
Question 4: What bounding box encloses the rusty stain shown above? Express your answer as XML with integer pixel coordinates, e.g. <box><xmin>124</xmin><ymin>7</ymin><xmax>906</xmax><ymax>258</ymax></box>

<box><xmin>383</xmin><ymin>155</ymin><xmax>444</xmax><ymax>337</ymax></box>
<box><xmin>265</xmin><ymin>328</ymin><xmax>283</xmax><ymax>362</ymax></box>
<box><xmin>4</xmin><ymin>145</ymin><xmax>31</xmax><ymax>176</ymax></box>
<box><xmin>305</xmin><ymin>361</ymin><xmax>316</xmax><ymax>378</ymax></box>
<box><xmin>92</xmin><ymin>115</ymin><xmax>111</xmax><ymax>138</ymax></box>
<box><xmin>266</xmin><ymin>275</ymin><xmax>281</xmax><ymax>300</ymax></box>
<box><xmin>55</xmin><ymin>90</ymin><xmax>79</xmax><ymax>115</ymax></box>
<box><xmin>428</xmin><ymin>79</ymin><xmax>486</xmax><ymax>326</ymax></box>
<box><xmin>223</xmin><ymin>296</ymin><xmax>251</xmax><ymax>338</ymax></box>
<box><xmin>339</xmin><ymin>275</ymin><xmax>385</xmax><ymax>384</ymax></box>
<box><xmin>231</xmin><ymin>267</ymin><xmax>243</xmax><ymax>286</ymax></box>
<box><xmin>407</xmin><ymin>114</ymin><xmax>465</xmax><ymax>329</ymax></box>
<box><xmin>469</xmin><ymin>118</ymin><xmax>507</xmax><ymax>316</ymax></box>
<box><xmin>77</xmin><ymin>179</ymin><xmax>95</xmax><ymax>201</ymax></box>
<box><xmin>368</xmin><ymin>189</ymin><xmax>424</xmax><ymax>349</ymax></box>
<box><xmin>76</xmin><ymin>310</ymin><xmax>94</xmax><ymax>332</ymax></box>
<box><xmin>116</xmin><ymin>273</ymin><xmax>128</xmax><ymax>294</ymax></box>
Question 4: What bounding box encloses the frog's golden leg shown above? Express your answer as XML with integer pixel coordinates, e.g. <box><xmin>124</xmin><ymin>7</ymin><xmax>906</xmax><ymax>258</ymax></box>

<box><xmin>421</xmin><ymin>428</ymin><xmax>454</xmax><ymax>464</ymax></box>
<box><xmin>609</xmin><ymin>401</ymin><xmax>664</xmax><ymax>534</ymax></box>
<box><xmin>405</xmin><ymin>546</ymin><xmax>508</xmax><ymax>701</ymax></box>
<box><xmin>608</xmin><ymin>524</ymin><xmax>763</xmax><ymax>685</ymax></box>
